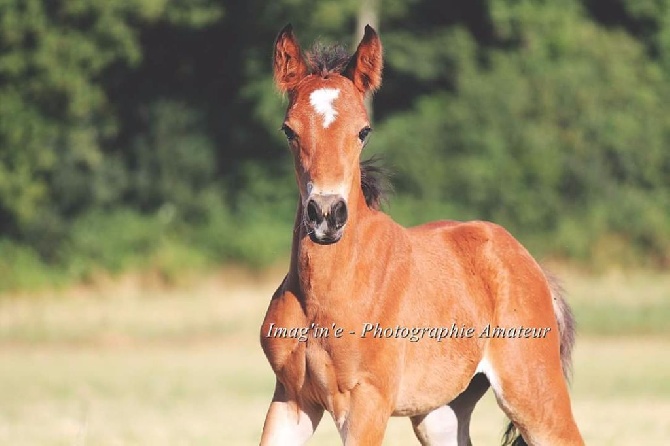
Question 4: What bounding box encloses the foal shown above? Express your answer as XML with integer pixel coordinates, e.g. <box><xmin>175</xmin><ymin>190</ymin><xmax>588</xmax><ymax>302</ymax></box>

<box><xmin>260</xmin><ymin>24</ymin><xmax>584</xmax><ymax>446</ymax></box>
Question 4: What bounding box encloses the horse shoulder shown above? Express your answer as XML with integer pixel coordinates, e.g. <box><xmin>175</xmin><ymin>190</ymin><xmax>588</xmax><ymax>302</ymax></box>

<box><xmin>260</xmin><ymin>276</ymin><xmax>309</xmax><ymax>393</ymax></box>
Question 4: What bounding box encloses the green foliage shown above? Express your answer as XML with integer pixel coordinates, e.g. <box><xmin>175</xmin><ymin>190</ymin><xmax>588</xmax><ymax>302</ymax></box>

<box><xmin>376</xmin><ymin>0</ymin><xmax>670</xmax><ymax>265</ymax></box>
<box><xmin>0</xmin><ymin>240</ymin><xmax>68</xmax><ymax>291</ymax></box>
<box><xmin>129</xmin><ymin>100</ymin><xmax>218</xmax><ymax>218</ymax></box>
<box><xmin>2</xmin><ymin>0</ymin><xmax>670</xmax><ymax>291</ymax></box>
<box><xmin>0</xmin><ymin>0</ymin><xmax>223</xmax><ymax>231</ymax></box>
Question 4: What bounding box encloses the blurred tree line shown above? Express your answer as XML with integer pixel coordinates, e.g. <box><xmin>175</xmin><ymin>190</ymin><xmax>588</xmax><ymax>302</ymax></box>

<box><xmin>1</xmin><ymin>0</ymin><xmax>669</xmax><ymax>290</ymax></box>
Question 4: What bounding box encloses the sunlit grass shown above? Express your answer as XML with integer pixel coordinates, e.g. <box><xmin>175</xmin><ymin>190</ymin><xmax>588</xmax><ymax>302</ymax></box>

<box><xmin>560</xmin><ymin>268</ymin><xmax>670</xmax><ymax>335</ymax></box>
<box><xmin>0</xmin><ymin>269</ymin><xmax>668</xmax><ymax>444</ymax></box>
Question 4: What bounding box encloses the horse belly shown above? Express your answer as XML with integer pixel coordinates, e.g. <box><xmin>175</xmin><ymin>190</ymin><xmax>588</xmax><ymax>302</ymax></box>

<box><xmin>392</xmin><ymin>344</ymin><xmax>480</xmax><ymax>416</ymax></box>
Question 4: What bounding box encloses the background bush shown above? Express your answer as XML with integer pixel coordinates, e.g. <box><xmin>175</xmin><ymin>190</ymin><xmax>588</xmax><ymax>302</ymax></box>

<box><xmin>1</xmin><ymin>0</ymin><xmax>669</xmax><ymax>291</ymax></box>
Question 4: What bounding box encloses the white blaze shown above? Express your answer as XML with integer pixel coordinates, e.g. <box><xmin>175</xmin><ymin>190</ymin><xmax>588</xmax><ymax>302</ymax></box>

<box><xmin>309</xmin><ymin>88</ymin><xmax>340</xmax><ymax>128</ymax></box>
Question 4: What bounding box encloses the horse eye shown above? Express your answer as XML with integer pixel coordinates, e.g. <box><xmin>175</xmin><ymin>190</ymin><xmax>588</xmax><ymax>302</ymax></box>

<box><xmin>358</xmin><ymin>126</ymin><xmax>372</xmax><ymax>143</ymax></box>
<box><xmin>281</xmin><ymin>124</ymin><xmax>297</xmax><ymax>141</ymax></box>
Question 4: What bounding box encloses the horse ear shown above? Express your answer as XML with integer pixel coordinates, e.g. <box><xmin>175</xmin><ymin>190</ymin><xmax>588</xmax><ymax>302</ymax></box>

<box><xmin>344</xmin><ymin>25</ymin><xmax>383</xmax><ymax>94</ymax></box>
<box><xmin>273</xmin><ymin>24</ymin><xmax>309</xmax><ymax>93</ymax></box>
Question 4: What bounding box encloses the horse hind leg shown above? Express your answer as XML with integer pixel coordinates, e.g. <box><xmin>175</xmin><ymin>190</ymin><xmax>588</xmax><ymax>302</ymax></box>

<box><xmin>478</xmin><ymin>267</ymin><xmax>583</xmax><ymax>445</ymax></box>
<box><xmin>411</xmin><ymin>373</ymin><xmax>489</xmax><ymax>446</ymax></box>
<box><xmin>479</xmin><ymin>341</ymin><xmax>584</xmax><ymax>446</ymax></box>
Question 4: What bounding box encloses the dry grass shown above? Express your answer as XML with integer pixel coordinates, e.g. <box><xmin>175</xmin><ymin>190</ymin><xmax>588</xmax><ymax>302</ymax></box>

<box><xmin>0</xmin><ymin>268</ymin><xmax>669</xmax><ymax>445</ymax></box>
<box><xmin>550</xmin><ymin>266</ymin><xmax>670</xmax><ymax>335</ymax></box>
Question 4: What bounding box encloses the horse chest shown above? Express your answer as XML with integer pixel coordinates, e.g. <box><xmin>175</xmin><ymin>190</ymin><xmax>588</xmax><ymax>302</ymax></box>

<box><xmin>304</xmin><ymin>340</ymin><xmax>358</xmax><ymax>409</ymax></box>
<box><xmin>261</xmin><ymin>308</ymin><xmax>354</xmax><ymax>401</ymax></box>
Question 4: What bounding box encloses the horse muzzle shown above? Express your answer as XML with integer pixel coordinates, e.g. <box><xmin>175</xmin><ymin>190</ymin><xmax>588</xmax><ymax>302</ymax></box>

<box><xmin>305</xmin><ymin>194</ymin><xmax>348</xmax><ymax>244</ymax></box>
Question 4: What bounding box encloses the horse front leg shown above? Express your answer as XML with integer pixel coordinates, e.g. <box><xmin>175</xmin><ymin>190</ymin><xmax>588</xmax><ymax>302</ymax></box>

<box><xmin>337</xmin><ymin>383</ymin><xmax>393</xmax><ymax>446</ymax></box>
<box><xmin>260</xmin><ymin>380</ymin><xmax>324</xmax><ymax>446</ymax></box>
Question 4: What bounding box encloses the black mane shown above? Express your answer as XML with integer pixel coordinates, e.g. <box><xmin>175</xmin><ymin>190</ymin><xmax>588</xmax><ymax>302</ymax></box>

<box><xmin>360</xmin><ymin>156</ymin><xmax>392</xmax><ymax>210</ymax></box>
<box><xmin>307</xmin><ymin>43</ymin><xmax>350</xmax><ymax>76</ymax></box>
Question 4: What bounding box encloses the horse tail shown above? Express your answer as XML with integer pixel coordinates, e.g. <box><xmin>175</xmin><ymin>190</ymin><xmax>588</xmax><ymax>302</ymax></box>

<box><xmin>501</xmin><ymin>269</ymin><xmax>576</xmax><ymax>446</ymax></box>
<box><xmin>546</xmin><ymin>270</ymin><xmax>576</xmax><ymax>381</ymax></box>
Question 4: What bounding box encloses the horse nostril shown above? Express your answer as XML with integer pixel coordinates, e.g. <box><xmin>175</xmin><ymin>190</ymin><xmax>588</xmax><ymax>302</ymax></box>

<box><xmin>332</xmin><ymin>200</ymin><xmax>348</xmax><ymax>229</ymax></box>
<box><xmin>307</xmin><ymin>199</ymin><xmax>321</xmax><ymax>223</ymax></box>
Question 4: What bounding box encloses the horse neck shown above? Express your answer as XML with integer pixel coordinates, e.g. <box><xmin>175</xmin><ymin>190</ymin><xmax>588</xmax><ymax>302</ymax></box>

<box><xmin>288</xmin><ymin>185</ymin><xmax>373</xmax><ymax>306</ymax></box>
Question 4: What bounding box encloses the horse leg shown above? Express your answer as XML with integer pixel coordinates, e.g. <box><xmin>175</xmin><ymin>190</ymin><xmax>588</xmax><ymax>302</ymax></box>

<box><xmin>481</xmin><ymin>343</ymin><xmax>584</xmax><ymax>445</ymax></box>
<box><xmin>259</xmin><ymin>380</ymin><xmax>324</xmax><ymax>445</ymax></box>
<box><xmin>411</xmin><ymin>374</ymin><xmax>489</xmax><ymax>446</ymax></box>
<box><xmin>337</xmin><ymin>383</ymin><xmax>393</xmax><ymax>446</ymax></box>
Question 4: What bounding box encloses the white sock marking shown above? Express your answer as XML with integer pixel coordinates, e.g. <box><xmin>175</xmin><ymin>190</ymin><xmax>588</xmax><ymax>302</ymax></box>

<box><xmin>309</xmin><ymin>88</ymin><xmax>340</xmax><ymax>128</ymax></box>
<box><xmin>416</xmin><ymin>405</ymin><xmax>459</xmax><ymax>445</ymax></box>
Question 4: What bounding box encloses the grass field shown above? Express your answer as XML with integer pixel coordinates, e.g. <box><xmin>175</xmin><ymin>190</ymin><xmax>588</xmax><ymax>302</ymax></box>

<box><xmin>1</xmin><ymin>268</ymin><xmax>669</xmax><ymax>445</ymax></box>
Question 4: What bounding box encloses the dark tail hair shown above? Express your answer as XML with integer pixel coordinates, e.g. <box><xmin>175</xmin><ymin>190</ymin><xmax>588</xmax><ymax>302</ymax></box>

<box><xmin>501</xmin><ymin>270</ymin><xmax>576</xmax><ymax>446</ymax></box>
